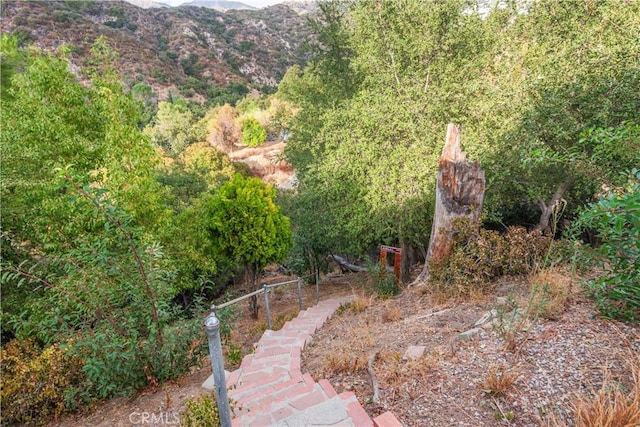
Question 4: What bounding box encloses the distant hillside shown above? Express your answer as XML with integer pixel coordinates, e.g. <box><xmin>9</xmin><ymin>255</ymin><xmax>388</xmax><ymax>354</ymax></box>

<box><xmin>181</xmin><ymin>0</ymin><xmax>257</xmax><ymax>11</ymax></box>
<box><xmin>123</xmin><ymin>0</ymin><xmax>172</xmax><ymax>8</ymax></box>
<box><xmin>1</xmin><ymin>0</ymin><xmax>315</xmax><ymax>100</ymax></box>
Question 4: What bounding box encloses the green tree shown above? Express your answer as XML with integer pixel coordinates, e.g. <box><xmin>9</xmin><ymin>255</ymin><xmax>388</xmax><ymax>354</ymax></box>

<box><xmin>131</xmin><ymin>82</ymin><xmax>158</xmax><ymax>126</ymax></box>
<box><xmin>0</xmin><ymin>34</ymin><xmax>27</xmax><ymax>100</ymax></box>
<box><xmin>144</xmin><ymin>100</ymin><xmax>204</xmax><ymax>155</ymax></box>
<box><xmin>241</xmin><ymin>117</ymin><xmax>267</xmax><ymax>147</ymax></box>
<box><xmin>281</xmin><ymin>0</ymin><xmax>492</xmax><ymax>260</ymax></box>
<box><xmin>477</xmin><ymin>0</ymin><xmax>640</xmax><ymax>229</ymax></box>
<box><xmin>0</xmin><ymin>38</ymin><xmax>204</xmax><ymax>409</ymax></box>
<box><xmin>203</xmin><ymin>174</ymin><xmax>293</xmax><ymax>317</ymax></box>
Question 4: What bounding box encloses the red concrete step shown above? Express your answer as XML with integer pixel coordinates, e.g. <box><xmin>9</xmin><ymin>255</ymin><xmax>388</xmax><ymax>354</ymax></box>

<box><xmin>236</xmin><ymin>373</ymin><xmax>316</xmax><ymax>414</ymax></box>
<box><xmin>374</xmin><ymin>411</ymin><xmax>404</xmax><ymax>427</ymax></box>
<box><xmin>221</xmin><ymin>297</ymin><xmax>408</xmax><ymax>427</ymax></box>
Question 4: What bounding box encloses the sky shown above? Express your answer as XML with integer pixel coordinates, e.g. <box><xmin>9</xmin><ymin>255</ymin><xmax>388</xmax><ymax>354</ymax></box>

<box><xmin>164</xmin><ymin>0</ymin><xmax>285</xmax><ymax>7</ymax></box>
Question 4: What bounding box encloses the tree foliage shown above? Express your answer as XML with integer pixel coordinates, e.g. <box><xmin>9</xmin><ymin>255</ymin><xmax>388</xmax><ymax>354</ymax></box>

<box><xmin>281</xmin><ymin>0</ymin><xmax>492</xmax><ymax>261</ymax></box>
<box><xmin>203</xmin><ymin>174</ymin><xmax>293</xmax><ymax>314</ymax></box>
<box><xmin>241</xmin><ymin>117</ymin><xmax>267</xmax><ymax>147</ymax></box>
<box><xmin>0</xmin><ymin>39</ymin><xmax>207</xmax><ymax>412</ymax></box>
<box><xmin>144</xmin><ymin>100</ymin><xmax>205</xmax><ymax>155</ymax></box>
<box><xmin>280</xmin><ymin>0</ymin><xmax>640</xmax><ymax>266</ymax></box>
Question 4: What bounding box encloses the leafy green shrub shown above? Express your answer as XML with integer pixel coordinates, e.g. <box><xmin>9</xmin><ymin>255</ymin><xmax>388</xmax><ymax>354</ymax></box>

<box><xmin>571</xmin><ymin>171</ymin><xmax>640</xmax><ymax>321</ymax></box>
<box><xmin>241</xmin><ymin>118</ymin><xmax>267</xmax><ymax>147</ymax></box>
<box><xmin>0</xmin><ymin>339</ymin><xmax>86</xmax><ymax>426</ymax></box>
<box><xmin>429</xmin><ymin>218</ymin><xmax>552</xmax><ymax>301</ymax></box>
<box><xmin>367</xmin><ymin>261</ymin><xmax>400</xmax><ymax>299</ymax></box>
<box><xmin>225</xmin><ymin>341</ymin><xmax>242</xmax><ymax>367</ymax></box>
<box><xmin>181</xmin><ymin>393</ymin><xmax>221</xmax><ymax>427</ymax></box>
<box><xmin>4</xmin><ymin>176</ymin><xmax>209</xmax><ymax>410</ymax></box>
<box><xmin>181</xmin><ymin>392</ymin><xmax>238</xmax><ymax>427</ymax></box>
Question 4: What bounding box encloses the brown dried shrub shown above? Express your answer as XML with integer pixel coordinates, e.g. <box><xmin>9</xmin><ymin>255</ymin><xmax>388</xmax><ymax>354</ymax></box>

<box><xmin>429</xmin><ymin>218</ymin><xmax>553</xmax><ymax>302</ymax></box>
<box><xmin>573</xmin><ymin>359</ymin><xmax>640</xmax><ymax>427</ymax></box>
<box><xmin>1</xmin><ymin>338</ymin><xmax>87</xmax><ymax>426</ymax></box>
<box><xmin>482</xmin><ymin>365</ymin><xmax>520</xmax><ymax>397</ymax></box>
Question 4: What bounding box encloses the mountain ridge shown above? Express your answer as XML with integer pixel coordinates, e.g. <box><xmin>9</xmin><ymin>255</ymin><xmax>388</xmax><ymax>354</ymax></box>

<box><xmin>1</xmin><ymin>0</ymin><xmax>316</xmax><ymax>100</ymax></box>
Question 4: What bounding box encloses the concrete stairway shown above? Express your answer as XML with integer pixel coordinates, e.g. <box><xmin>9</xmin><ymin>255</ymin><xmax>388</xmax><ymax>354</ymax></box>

<box><xmin>204</xmin><ymin>297</ymin><xmax>403</xmax><ymax>427</ymax></box>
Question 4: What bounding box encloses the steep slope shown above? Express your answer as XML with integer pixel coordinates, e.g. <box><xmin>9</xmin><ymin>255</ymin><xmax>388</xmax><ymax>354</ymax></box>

<box><xmin>181</xmin><ymin>0</ymin><xmax>257</xmax><ymax>11</ymax></box>
<box><xmin>0</xmin><ymin>1</ymin><xmax>314</xmax><ymax>98</ymax></box>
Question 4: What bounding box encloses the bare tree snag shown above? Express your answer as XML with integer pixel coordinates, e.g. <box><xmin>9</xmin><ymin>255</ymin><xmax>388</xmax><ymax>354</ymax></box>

<box><xmin>411</xmin><ymin>124</ymin><xmax>485</xmax><ymax>286</ymax></box>
<box><xmin>533</xmin><ymin>175</ymin><xmax>574</xmax><ymax>232</ymax></box>
<box><xmin>367</xmin><ymin>352</ymin><xmax>380</xmax><ymax>405</ymax></box>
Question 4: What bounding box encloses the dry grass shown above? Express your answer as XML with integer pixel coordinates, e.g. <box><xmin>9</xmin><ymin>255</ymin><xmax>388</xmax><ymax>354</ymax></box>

<box><xmin>482</xmin><ymin>366</ymin><xmax>520</xmax><ymax>397</ymax></box>
<box><xmin>349</xmin><ymin>295</ymin><xmax>374</xmax><ymax>313</ymax></box>
<box><xmin>573</xmin><ymin>358</ymin><xmax>640</xmax><ymax>427</ymax></box>
<box><xmin>272</xmin><ymin>310</ymin><xmax>298</xmax><ymax>331</ymax></box>
<box><xmin>382</xmin><ymin>303</ymin><xmax>402</xmax><ymax>322</ymax></box>
<box><xmin>528</xmin><ymin>267</ymin><xmax>573</xmax><ymax>320</ymax></box>
<box><xmin>319</xmin><ymin>319</ymin><xmax>375</xmax><ymax>376</ymax></box>
<box><xmin>323</xmin><ymin>350</ymin><xmax>367</xmax><ymax>375</ymax></box>
<box><xmin>374</xmin><ymin>351</ymin><xmax>440</xmax><ymax>401</ymax></box>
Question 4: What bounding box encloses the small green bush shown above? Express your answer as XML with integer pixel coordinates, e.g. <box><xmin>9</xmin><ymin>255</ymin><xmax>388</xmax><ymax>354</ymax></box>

<box><xmin>181</xmin><ymin>393</ymin><xmax>221</xmax><ymax>427</ymax></box>
<box><xmin>241</xmin><ymin>118</ymin><xmax>267</xmax><ymax>147</ymax></box>
<box><xmin>571</xmin><ymin>171</ymin><xmax>640</xmax><ymax>321</ymax></box>
<box><xmin>69</xmin><ymin>318</ymin><xmax>207</xmax><ymax>399</ymax></box>
<box><xmin>181</xmin><ymin>392</ymin><xmax>238</xmax><ymax>427</ymax></box>
<box><xmin>367</xmin><ymin>261</ymin><xmax>400</xmax><ymax>299</ymax></box>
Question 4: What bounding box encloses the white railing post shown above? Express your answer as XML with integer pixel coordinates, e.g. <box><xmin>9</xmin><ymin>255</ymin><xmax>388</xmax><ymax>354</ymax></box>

<box><xmin>263</xmin><ymin>284</ymin><xmax>272</xmax><ymax>330</ymax></box>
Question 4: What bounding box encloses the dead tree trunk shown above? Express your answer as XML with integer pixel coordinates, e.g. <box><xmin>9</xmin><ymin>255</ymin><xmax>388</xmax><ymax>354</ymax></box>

<box><xmin>411</xmin><ymin>124</ymin><xmax>486</xmax><ymax>286</ymax></box>
<box><xmin>533</xmin><ymin>175</ymin><xmax>574</xmax><ymax>232</ymax></box>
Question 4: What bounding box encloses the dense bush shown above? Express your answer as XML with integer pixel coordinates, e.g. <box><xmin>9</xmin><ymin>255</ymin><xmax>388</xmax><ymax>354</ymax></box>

<box><xmin>241</xmin><ymin>117</ymin><xmax>267</xmax><ymax>147</ymax></box>
<box><xmin>572</xmin><ymin>170</ymin><xmax>640</xmax><ymax>321</ymax></box>
<box><xmin>367</xmin><ymin>261</ymin><xmax>401</xmax><ymax>299</ymax></box>
<box><xmin>181</xmin><ymin>393</ymin><xmax>220</xmax><ymax>427</ymax></box>
<box><xmin>428</xmin><ymin>218</ymin><xmax>552</xmax><ymax>300</ymax></box>
<box><xmin>1</xmin><ymin>339</ymin><xmax>86</xmax><ymax>426</ymax></box>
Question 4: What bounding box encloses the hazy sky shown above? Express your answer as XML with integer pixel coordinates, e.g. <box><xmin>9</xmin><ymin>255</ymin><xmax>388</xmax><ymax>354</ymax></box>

<box><xmin>165</xmin><ymin>0</ymin><xmax>285</xmax><ymax>7</ymax></box>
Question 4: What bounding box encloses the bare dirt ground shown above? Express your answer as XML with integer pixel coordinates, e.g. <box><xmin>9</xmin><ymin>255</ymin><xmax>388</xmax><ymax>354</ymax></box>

<box><xmin>302</xmin><ymin>274</ymin><xmax>640</xmax><ymax>427</ymax></box>
<box><xmin>50</xmin><ymin>268</ymin><xmax>639</xmax><ymax>427</ymax></box>
<box><xmin>228</xmin><ymin>140</ymin><xmax>295</xmax><ymax>189</ymax></box>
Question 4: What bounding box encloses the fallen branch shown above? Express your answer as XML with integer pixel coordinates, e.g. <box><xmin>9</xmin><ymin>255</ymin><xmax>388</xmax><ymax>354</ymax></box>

<box><xmin>367</xmin><ymin>351</ymin><xmax>381</xmax><ymax>405</ymax></box>
<box><xmin>402</xmin><ymin>308</ymin><xmax>452</xmax><ymax>324</ymax></box>
<box><xmin>331</xmin><ymin>254</ymin><xmax>366</xmax><ymax>273</ymax></box>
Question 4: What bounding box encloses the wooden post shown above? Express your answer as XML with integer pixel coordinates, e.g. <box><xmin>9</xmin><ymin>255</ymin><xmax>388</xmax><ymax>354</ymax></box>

<box><xmin>412</xmin><ymin>124</ymin><xmax>485</xmax><ymax>286</ymax></box>
<box><xmin>380</xmin><ymin>245</ymin><xmax>402</xmax><ymax>282</ymax></box>
<box><xmin>394</xmin><ymin>252</ymin><xmax>401</xmax><ymax>281</ymax></box>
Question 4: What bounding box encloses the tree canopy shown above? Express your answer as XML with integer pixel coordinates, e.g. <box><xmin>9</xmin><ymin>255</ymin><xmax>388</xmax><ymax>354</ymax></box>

<box><xmin>278</xmin><ymin>0</ymin><xmax>640</xmax><ymax>265</ymax></box>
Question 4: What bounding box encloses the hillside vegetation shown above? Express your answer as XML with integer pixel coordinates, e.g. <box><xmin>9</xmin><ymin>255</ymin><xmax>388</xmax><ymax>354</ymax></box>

<box><xmin>1</xmin><ymin>0</ymin><xmax>313</xmax><ymax>98</ymax></box>
<box><xmin>1</xmin><ymin>0</ymin><xmax>639</xmax><ymax>426</ymax></box>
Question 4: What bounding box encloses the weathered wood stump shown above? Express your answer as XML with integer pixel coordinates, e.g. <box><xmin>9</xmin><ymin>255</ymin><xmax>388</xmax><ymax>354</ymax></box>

<box><xmin>412</xmin><ymin>124</ymin><xmax>486</xmax><ymax>286</ymax></box>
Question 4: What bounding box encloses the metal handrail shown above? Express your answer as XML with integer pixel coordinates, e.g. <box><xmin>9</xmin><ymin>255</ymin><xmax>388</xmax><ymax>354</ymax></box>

<box><xmin>212</xmin><ymin>287</ymin><xmax>265</xmax><ymax>311</ymax></box>
<box><xmin>204</xmin><ymin>275</ymin><xmax>312</xmax><ymax>426</ymax></box>
<box><xmin>211</xmin><ymin>277</ymin><xmax>304</xmax><ymax>329</ymax></box>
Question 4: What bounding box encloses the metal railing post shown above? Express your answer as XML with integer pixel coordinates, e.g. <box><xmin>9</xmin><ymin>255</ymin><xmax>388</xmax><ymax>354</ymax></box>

<box><xmin>263</xmin><ymin>284</ymin><xmax>272</xmax><ymax>330</ymax></box>
<box><xmin>204</xmin><ymin>311</ymin><xmax>232</xmax><ymax>427</ymax></box>
<box><xmin>315</xmin><ymin>269</ymin><xmax>320</xmax><ymax>304</ymax></box>
<box><xmin>297</xmin><ymin>277</ymin><xmax>303</xmax><ymax>310</ymax></box>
